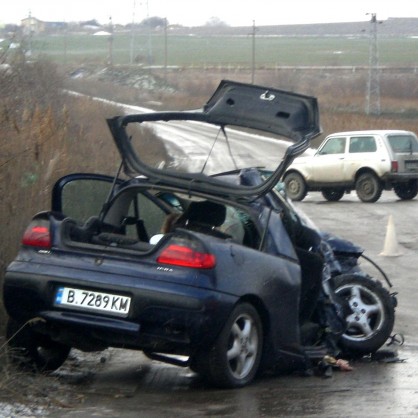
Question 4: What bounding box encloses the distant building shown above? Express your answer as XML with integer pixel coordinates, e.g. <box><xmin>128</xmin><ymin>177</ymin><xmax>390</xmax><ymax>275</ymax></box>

<box><xmin>21</xmin><ymin>17</ymin><xmax>45</xmax><ymax>35</ymax></box>
<box><xmin>21</xmin><ymin>16</ymin><xmax>67</xmax><ymax>35</ymax></box>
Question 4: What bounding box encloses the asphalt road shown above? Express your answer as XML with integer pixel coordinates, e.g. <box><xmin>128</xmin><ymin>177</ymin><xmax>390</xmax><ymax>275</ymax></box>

<box><xmin>46</xmin><ymin>190</ymin><xmax>418</xmax><ymax>418</ymax></box>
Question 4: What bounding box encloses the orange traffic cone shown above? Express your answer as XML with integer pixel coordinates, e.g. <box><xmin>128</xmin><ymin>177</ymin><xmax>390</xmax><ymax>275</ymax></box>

<box><xmin>380</xmin><ymin>214</ymin><xmax>402</xmax><ymax>257</ymax></box>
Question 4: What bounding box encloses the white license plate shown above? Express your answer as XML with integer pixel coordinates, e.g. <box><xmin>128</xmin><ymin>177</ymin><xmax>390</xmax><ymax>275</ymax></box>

<box><xmin>406</xmin><ymin>161</ymin><xmax>418</xmax><ymax>170</ymax></box>
<box><xmin>55</xmin><ymin>287</ymin><xmax>131</xmax><ymax>317</ymax></box>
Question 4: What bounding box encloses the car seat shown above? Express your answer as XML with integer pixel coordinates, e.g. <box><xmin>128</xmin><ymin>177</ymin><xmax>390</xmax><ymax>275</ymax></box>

<box><xmin>175</xmin><ymin>201</ymin><xmax>229</xmax><ymax>238</ymax></box>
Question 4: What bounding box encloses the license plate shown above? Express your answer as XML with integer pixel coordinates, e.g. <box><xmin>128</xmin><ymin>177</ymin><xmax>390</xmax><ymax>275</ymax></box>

<box><xmin>55</xmin><ymin>287</ymin><xmax>131</xmax><ymax>317</ymax></box>
<box><xmin>406</xmin><ymin>161</ymin><xmax>418</xmax><ymax>170</ymax></box>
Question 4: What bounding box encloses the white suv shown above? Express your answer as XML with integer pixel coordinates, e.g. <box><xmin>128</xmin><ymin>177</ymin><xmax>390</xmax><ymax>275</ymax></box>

<box><xmin>284</xmin><ymin>130</ymin><xmax>418</xmax><ymax>202</ymax></box>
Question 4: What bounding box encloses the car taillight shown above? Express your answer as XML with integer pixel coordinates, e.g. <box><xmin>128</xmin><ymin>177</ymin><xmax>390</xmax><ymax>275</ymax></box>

<box><xmin>157</xmin><ymin>240</ymin><xmax>216</xmax><ymax>269</ymax></box>
<box><xmin>22</xmin><ymin>220</ymin><xmax>51</xmax><ymax>248</ymax></box>
<box><xmin>391</xmin><ymin>161</ymin><xmax>399</xmax><ymax>173</ymax></box>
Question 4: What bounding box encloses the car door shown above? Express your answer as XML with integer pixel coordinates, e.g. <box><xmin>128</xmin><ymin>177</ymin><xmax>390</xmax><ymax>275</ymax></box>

<box><xmin>309</xmin><ymin>136</ymin><xmax>347</xmax><ymax>183</ymax></box>
<box><xmin>344</xmin><ymin>135</ymin><xmax>379</xmax><ymax>178</ymax></box>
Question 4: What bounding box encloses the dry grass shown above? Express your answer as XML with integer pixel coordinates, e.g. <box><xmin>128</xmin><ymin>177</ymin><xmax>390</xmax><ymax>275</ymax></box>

<box><xmin>72</xmin><ymin>66</ymin><xmax>418</xmax><ymax>137</ymax></box>
<box><xmin>0</xmin><ymin>62</ymin><xmax>122</xmax><ymax>333</ymax></box>
<box><xmin>0</xmin><ymin>332</ymin><xmax>104</xmax><ymax>414</ymax></box>
<box><xmin>0</xmin><ymin>331</ymin><xmax>57</xmax><ymax>414</ymax></box>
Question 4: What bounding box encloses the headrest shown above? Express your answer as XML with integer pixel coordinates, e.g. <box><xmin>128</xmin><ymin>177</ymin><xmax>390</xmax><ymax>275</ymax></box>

<box><xmin>184</xmin><ymin>201</ymin><xmax>226</xmax><ymax>227</ymax></box>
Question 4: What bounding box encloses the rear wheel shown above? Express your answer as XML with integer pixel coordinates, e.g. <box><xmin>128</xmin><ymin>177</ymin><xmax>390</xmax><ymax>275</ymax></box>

<box><xmin>321</xmin><ymin>188</ymin><xmax>345</xmax><ymax>202</ymax></box>
<box><xmin>284</xmin><ymin>172</ymin><xmax>307</xmax><ymax>201</ymax></box>
<box><xmin>355</xmin><ymin>172</ymin><xmax>382</xmax><ymax>202</ymax></box>
<box><xmin>334</xmin><ymin>275</ymin><xmax>395</xmax><ymax>355</ymax></box>
<box><xmin>393</xmin><ymin>180</ymin><xmax>418</xmax><ymax>200</ymax></box>
<box><xmin>6</xmin><ymin>318</ymin><xmax>70</xmax><ymax>372</ymax></box>
<box><xmin>191</xmin><ymin>303</ymin><xmax>263</xmax><ymax>388</ymax></box>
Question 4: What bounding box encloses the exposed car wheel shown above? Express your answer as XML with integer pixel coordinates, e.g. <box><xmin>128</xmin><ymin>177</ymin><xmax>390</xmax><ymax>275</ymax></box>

<box><xmin>355</xmin><ymin>172</ymin><xmax>382</xmax><ymax>202</ymax></box>
<box><xmin>191</xmin><ymin>303</ymin><xmax>263</xmax><ymax>388</ymax></box>
<box><xmin>393</xmin><ymin>180</ymin><xmax>418</xmax><ymax>200</ymax></box>
<box><xmin>334</xmin><ymin>275</ymin><xmax>395</xmax><ymax>356</ymax></box>
<box><xmin>321</xmin><ymin>188</ymin><xmax>345</xmax><ymax>202</ymax></box>
<box><xmin>284</xmin><ymin>172</ymin><xmax>307</xmax><ymax>201</ymax></box>
<box><xmin>6</xmin><ymin>318</ymin><xmax>70</xmax><ymax>372</ymax></box>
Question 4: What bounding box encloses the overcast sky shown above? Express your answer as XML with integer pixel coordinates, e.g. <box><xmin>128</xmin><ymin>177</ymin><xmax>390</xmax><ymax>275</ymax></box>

<box><xmin>1</xmin><ymin>0</ymin><xmax>418</xmax><ymax>26</ymax></box>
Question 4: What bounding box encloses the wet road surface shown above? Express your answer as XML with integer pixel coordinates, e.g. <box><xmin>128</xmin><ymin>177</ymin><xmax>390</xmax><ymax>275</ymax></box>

<box><xmin>49</xmin><ymin>346</ymin><xmax>416</xmax><ymax>417</ymax></box>
<box><xmin>47</xmin><ymin>191</ymin><xmax>418</xmax><ymax>417</ymax></box>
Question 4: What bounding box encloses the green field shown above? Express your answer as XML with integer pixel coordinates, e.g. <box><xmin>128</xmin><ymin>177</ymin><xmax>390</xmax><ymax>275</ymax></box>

<box><xmin>28</xmin><ymin>33</ymin><xmax>418</xmax><ymax>67</ymax></box>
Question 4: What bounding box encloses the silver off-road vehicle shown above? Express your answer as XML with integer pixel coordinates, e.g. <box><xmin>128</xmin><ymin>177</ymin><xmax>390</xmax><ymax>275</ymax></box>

<box><xmin>284</xmin><ymin>130</ymin><xmax>418</xmax><ymax>202</ymax></box>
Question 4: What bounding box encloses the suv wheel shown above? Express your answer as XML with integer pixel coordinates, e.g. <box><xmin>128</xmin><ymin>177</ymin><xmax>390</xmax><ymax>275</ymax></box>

<box><xmin>284</xmin><ymin>172</ymin><xmax>307</xmax><ymax>201</ymax></box>
<box><xmin>393</xmin><ymin>180</ymin><xmax>418</xmax><ymax>200</ymax></box>
<box><xmin>321</xmin><ymin>188</ymin><xmax>345</xmax><ymax>202</ymax></box>
<box><xmin>355</xmin><ymin>173</ymin><xmax>382</xmax><ymax>203</ymax></box>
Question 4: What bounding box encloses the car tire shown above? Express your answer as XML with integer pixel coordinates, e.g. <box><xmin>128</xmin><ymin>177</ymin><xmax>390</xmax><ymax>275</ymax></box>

<box><xmin>6</xmin><ymin>318</ymin><xmax>71</xmax><ymax>372</ymax></box>
<box><xmin>393</xmin><ymin>180</ymin><xmax>418</xmax><ymax>200</ymax></box>
<box><xmin>284</xmin><ymin>172</ymin><xmax>307</xmax><ymax>201</ymax></box>
<box><xmin>191</xmin><ymin>303</ymin><xmax>263</xmax><ymax>388</ymax></box>
<box><xmin>321</xmin><ymin>188</ymin><xmax>345</xmax><ymax>202</ymax></box>
<box><xmin>334</xmin><ymin>274</ymin><xmax>395</xmax><ymax>356</ymax></box>
<box><xmin>355</xmin><ymin>172</ymin><xmax>382</xmax><ymax>202</ymax></box>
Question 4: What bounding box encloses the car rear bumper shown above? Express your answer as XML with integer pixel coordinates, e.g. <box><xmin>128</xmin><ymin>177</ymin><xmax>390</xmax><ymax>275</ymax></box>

<box><xmin>383</xmin><ymin>173</ymin><xmax>418</xmax><ymax>182</ymax></box>
<box><xmin>3</xmin><ymin>265</ymin><xmax>236</xmax><ymax>354</ymax></box>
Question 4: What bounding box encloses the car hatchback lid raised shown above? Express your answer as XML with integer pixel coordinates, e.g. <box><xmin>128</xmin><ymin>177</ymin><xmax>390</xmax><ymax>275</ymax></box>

<box><xmin>107</xmin><ymin>80</ymin><xmax>320</xmax><ymax>200</ymax></box>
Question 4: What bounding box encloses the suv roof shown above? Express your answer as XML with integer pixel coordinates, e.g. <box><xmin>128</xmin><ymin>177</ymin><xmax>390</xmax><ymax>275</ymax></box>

<box><xmin>326</xmin><ymin>130</ymin><xmax>416</xmax><ymax>137</ymax></box>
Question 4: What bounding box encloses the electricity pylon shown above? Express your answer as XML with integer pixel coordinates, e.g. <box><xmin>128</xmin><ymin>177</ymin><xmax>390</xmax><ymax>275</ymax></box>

<box><xmin>366</xmin><ymin>13</ymin><xmax>381</xmax><ymax>115</ymax></box>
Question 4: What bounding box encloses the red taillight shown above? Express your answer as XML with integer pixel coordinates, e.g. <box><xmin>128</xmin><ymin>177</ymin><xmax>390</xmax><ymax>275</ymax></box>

<box><xmin>157</xmin><ymin>244</ymin><xmax>216</xmax><ymax>269</ymax></box>
<box><xmin>391</xmin><ymin>161</ymin><xmax>399</xmax><ymax>173</ymax></box>
<box><xmin>22</xmin><ymin>221</ymin><xmax>51</xmax><ymax>248</ymax></box>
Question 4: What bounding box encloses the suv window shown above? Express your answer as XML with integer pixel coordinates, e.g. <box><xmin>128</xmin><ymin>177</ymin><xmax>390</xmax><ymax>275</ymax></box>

<box><xmin>319</xmin><ymin>137</ymin><xmax>346</xmax><ymax>155</ymax></box>
<box><xmin>387</xmin><ymin>134</ymin><xmax>418</xmax><ymax>153</ymax></box>
<box><xmin>349</xmin><ymin>136</ymin><xmax>377</xmax><ymax>153</ymax></box>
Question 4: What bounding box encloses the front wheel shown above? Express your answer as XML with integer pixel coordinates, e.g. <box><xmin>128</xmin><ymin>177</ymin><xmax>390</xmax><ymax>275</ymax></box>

<box><xmin>333</xmin><ymin>275</ymin><xmax>395</xmax><ymax>355</ymax></box>
<box><xmin>284</xmin><ymin>172</ymin><xmax>307</xmax><ymax>201</ymax></box>
<box><xmin>355</xmin><ymin>172</ymin><xmax>382</xmax><ymax>202</ymax></box>
<box><xmin>6</xmin><ymin>318</ymin><xmax>71</xmax><ymax>372</ymax></box>
<box><xmin>393</xmin><ymin>180</ymin><xmax>418</xmax><ymax>200</ymax></box>
<box><xmin>191</xmin><ymin>303</ymin><xmax>263</xmax><ymax>388</ymax></box>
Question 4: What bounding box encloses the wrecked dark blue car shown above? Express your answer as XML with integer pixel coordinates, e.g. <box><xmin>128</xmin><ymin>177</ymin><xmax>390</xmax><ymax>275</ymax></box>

<box><xmin>3</xmin><ymin>81</ymin><xmax>395</xmax><ymax>388</ymax></box>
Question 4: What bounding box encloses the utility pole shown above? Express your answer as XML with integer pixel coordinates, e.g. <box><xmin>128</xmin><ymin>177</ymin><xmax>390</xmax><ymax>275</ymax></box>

<box><xmin>27</xmin><ymin>10</ymin><xmax>33</xmax><ymax>58</ymax></box>
<box><xmin>146</xmin><ymin>0</ymin><xmax>152</xmax><ymax>65</ymax></box>
<box><xmin>129</xmin><ymin>0</ymin><xmax>136</xmax><ymax>64</ymax></box>
<box><xmin>108</xmin><ymin>16</ymin><xmax>113</xmax><ymax>66</ymax></box>
<box><xmin>63</xmin><ymin>21</ymin><xmax>68</xmax><ymax>66</ymax></box>
<box><xmin>366</xmin><ymin>13</ymin><xmax>381</xmax><ymax>115</ymax></box>
<box><xmin>251</xmin><ymin>20</ymin><xmax>257</xmax><ymax>84</ymax></box>
<box><xmin>164</xmin><ymin>17</ymin><xmax>168</xmax><ymax>84</ymax></box>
